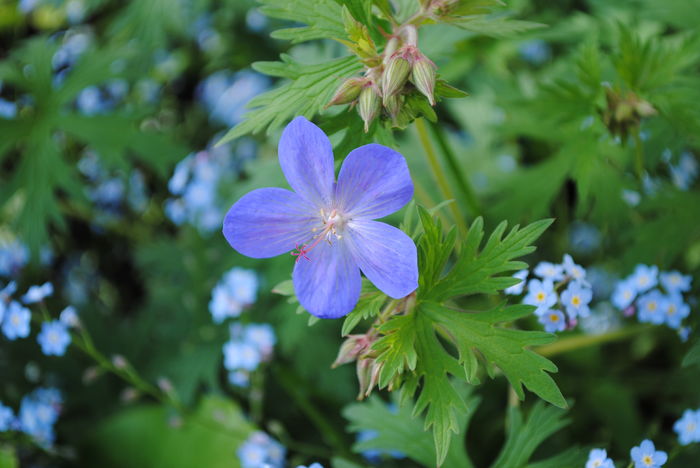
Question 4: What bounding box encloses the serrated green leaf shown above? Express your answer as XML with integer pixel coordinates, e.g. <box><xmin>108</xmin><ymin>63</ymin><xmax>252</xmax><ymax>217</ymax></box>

<box><xmin>218</xmin><ymin>56</ymin><xmax>363</xmax><ymax>144</ymax></box>
<box><xmin>490</xmin><ymin>402</ymin><xmax>571</xmax><ymax>468</ymax></box>
<box><xmin>260</xmin><ymin>0</ymin><xmax>345</xmax><ymax>44</ymax></box>
<box><xmin>426</xmin><ymin>217</ymin><xmax>553</xmax><ymax>302</ymax></box>
<box><xmin>447</xmin><ymin>15</ymin><xmax>546</xmax><ymax>38</ymax></box>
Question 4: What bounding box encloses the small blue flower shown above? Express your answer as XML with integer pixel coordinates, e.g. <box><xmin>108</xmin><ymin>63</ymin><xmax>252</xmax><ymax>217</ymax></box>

<box><xmin>538</xmin><ymin>309</ymin><xmax>567</xmax><ymax>333</ymax></box>
<box><xmin>673</xmin><ymin>409</ymin><xmax>700</xmax><ymax>445</ymax></box>
<box><xmin>659</xmin><ymin>271</ymin><xmax>692</xmax><ymax>294</ymax></box>
<box><xmin>504</xmin><ymin>269</ymin><xmax>528</xmax><ymax>295</ymax></box>
<box><xmin>630</xmin><ymin>439</ymin><xmax>667</xmax><ymax>468</ymax></box>
<box><xmin>18</xmin><ymin>388</ymin><xmax>62</xmax><ymax>447</ymax></box>
<box><xmin>228</xmin><ymin>370</ymin><xmax>250</xmax><ymax>387</ymax></box>
<box><xmin>586</xmin><ymin>448</ymin><xmax>615</xmax><ymax>468</ymax></box>
<box><xmin>223</xmin><ymin>117</ymin><xmax>418</xmax><ymax>319</ymax></box>
<box><xmin>611</xmin><ymin>279</ymin><xmax>637</xmax><ymax>310</ymax></box>
<box><xmin>244</xmin><ymin>323</ymin><xmax>276</xmax><ymax>357</ymax></box>
<box><xmin>0</xmin><ymin>240</ymin><xmax>29</xmax><ymax>277</ymax></box>
<box><xmin>679</xmin><ymin>326</ymin><xmax>691</xmax><ymax>342</ymax></box>
<box><xmin>209</xmin><ymin>267</ymin><xmax>258</xmax><ymax>323</ymax></box>
<box><xmin>569</xmin><ymin>221</ymin><xmax>601</xmax><ymax>255</ymax></box>
<box><xmin>223</xmin><ymin>340</ymin><xmax>261</xmax><ymax>372</ymax></box>
<box><xmin>560</xmin><ymin>281</ymin><xmax>592</xmax><ymax>319</ymax></box>
<box><xmin>0</xmin><ymin>402</ymin><xmax>15</xmax><ymax>431</ymax></box>
<box><xmin>22</xmin><ymin>282</ymin><xmax>54</xmax><ymax>304</ymax></box>
<box><xmin>296</xmin><ymin>464</ymin><xmax>323</xmax><ymax>468</ymax></box>
<box><xmin>199</xmin><ymin>70</ymin><xmax>269</xmax><ymax>127</ymax></box>
<box><xmin>562</xmin><ymin>254</ymin><xmax>587</xmax><ymax>284</ymax></box>
<box><xmin>59</xmin><ymin>306</ymin><xmax>80</xmax><ymax>328</ymax></box>
<box><xmin>523</xmin><ymin>279</ymin><xmax>557</xmax><ymax>315</ymax></box>
<box><xmin>0</xmin><ymin>98</ymin><xmax>17</xmax><ymax>119</ymax></box>
<box><xmin>637</xmin><ymin>290</ymin><xmax>666</xmax><ymax>325</ymax></box>
<box><xmin>237</xmin><ymin>431</ymin><xmax>285</xmax><ymax>468</ymax></box>
<box><xmin>37</xmin><ymin>321</ymin><xmax>72</xmax><ymax>356</ymax></box>
<box><xmin>661</xmin><ymin>294</ymin><xmax>690</xmax><ymax>329</ymax></box>
<box><xmin>2</xmin><ymin>301</ymin><xmax>31</xmax><ymax>340</ymax></box>
<box><xmin>630</xmin><ymin>264</ymin><xmax>658</xmax><ymax>294</ymax></box>
<box><xmin>519</xmin><ymin>40</ymin><xmax>551</xmax><ymax>65</ymax></box>
<box><xmin>533</xmin><ymin>262</ymin><xmax>564</xmax><ymax>282</ymax></box>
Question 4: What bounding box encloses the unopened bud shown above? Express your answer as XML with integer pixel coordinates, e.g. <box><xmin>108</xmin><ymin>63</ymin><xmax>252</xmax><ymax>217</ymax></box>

<box><xmin>356</xmin><ymin>357</ymin><xmax>373</xmax><ymax>400</ymax></box>
<box><xmin>111</xmin><ymin>354</ymin><xmax>128</xmax><ymax>370</ymax></box>
<box><xmin>157</xmin><ymin>377</ymin><xmax>174</xmax><ymax>394</ymax></box>
<box><xmin>332</xmin><ymin>334</ymin><xmax>372</xmax><ymax>368</ymax></box>
<box><xmin>358</xmin><ymin>85</ymin><xmax>380</xmax><ymax>132</ymax></box>
<box><xmin>326</xmin><ymin>77</ymin><xmax>365</xmax><ymax>108</ymax></box>
<box><xmin>634</xmin><ymin>99</ymin><xmax>656</xmax><ymax>118</ymax></box>
<box><xmin>120</xmin><ymin>387</ymin><xmax>140</xmax><ymax>404</ymax></box>
<box><xmin>382</xmin><ymin>54</ymin><xmax>411</xmax><ymax>99</ymax></box>
<box><xmin>411</xmin><ymin>56</ymin><xmax>437</xmax><ymax>105</ymax></box>
<box><xmin>82</xmin><ymin>366</ymin><xmax>102</xmax><ymax>385</ymax></box>
<box><xmin>384</xmin><ymin>95</ymin><xmax>402</xmax><ymax>121</ymax></box>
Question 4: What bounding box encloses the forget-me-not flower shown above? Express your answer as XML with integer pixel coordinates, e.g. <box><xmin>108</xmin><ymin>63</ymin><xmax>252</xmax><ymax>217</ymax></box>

<box><xmin>662</xmin><ymin>294</ymin><xmax>690</xmax><ymax>329</ymax></box>
<box><xmin>673</xmin><ymin>409</ymin><xmax>700</xmax><ymax>445</ymax></box>
<box><xmin>637</xmin><ymin>290</ymin><xmax>666</xmax><ymax>324</ymax></box>
<box><xmin>22</xmin><ymin>282</ymin><xmax>53</xmax><ymax>304</ymax></box>
<box><xmin>523</xmin><ymin>279</ymin><xmax>557</xmax><ymax>315</ymax></box>
<box><xmin>630</xmin><ymin>439</ymin><xmax>667</xmax><ymax>468</ymax></box>
<box><xmin>660</xmin><ymin>270</ymin><xmax>691</xmax><ymax>294</ymax></box>
<box><xmin>533</xmin><ymin>262</ymin><xmax>564</xmax><ymax>281</ymax></box>
<box><xmin>586</xmin><ymin>448</ymin><xmax>615</xmax><ymax>468</ymax></box>
<box><xmin>0</xmin><ymin>239</ymin><xmax>29</xmax><ymax>277</ymax></box>
<box><xmin>2</xmin><ymin>301</ymin><xmax>31</xmax><ymax>340</ymax></box>
<box><xmin>630</xmin><ymin>264</ymin><xmax>658</xmax><ymax>293</ymax></box>
<box><xmin>538</xmin><ymin>309</ymin><xmax>566</xmax><ymax>333</ymax></box>
<box><xmin>223</xmin><ymin>117</ymin><xmax>418</xmax><ymax>319</ymax></box>
<box><xmin>37</xmin><ymin>321</ymin><xmax>71</xmax><ymax>356</ymax></box>
<box><xmin>18</xmin><ymin>388</ymin><xmax>63</xmax><ymax>447</ymax></box>
<box><xmin>209</xmin><ymin>267</ymin><xmax>258</xmax><ymax>323</ymax></box>
<box><xmin>611</xmin><ymin>279</ymin><xmax>637</xmax><ymax>310</ymax></box>
<box><xmin>560</xmin><ymin>281</ymin><xmax>592</xmax><ymax>319</ymax></box>
<box><xmin>504</xmin><ymin>269</ymin><xmax>528</xmax><ymax>295</ymax></box>
<box><xmin>59</xmin><ymin>306</ymin><xmax>80</xmax><ymax>328</ymax></box>
<box><xmin>237</xmin><ymin>431</ymin><xmax>285</xmax><ymax>468</ymax></box>
<box><xmin>0</xmin><ymin>403</ymin><xmax>14</xmax><ymax>431</ymax></box>
<box><xmin>562</xmin><ymin>254</ymin><xmax>587</xmax><ymax>284</ymax></box>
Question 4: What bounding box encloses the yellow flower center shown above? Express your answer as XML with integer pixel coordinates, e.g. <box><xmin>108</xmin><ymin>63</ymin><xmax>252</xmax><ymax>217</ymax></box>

<box><xmin>549</xmin><ymin>313</ymin><xmax>559</xmax><ymax>322</ymax></box>
<box><xmin>571</xmin><ymin>295</ymin><xmax>581</xmax><ymax>306</ymax></box>
<box><xmin>643</xmin><ymin>455</ymin><xmax>653</xmax><ymax>466</ymax></box>
<box><xmin>536</xmin><ymin>292</ymin><xmax>545</xmax><ymax>301</ymax></box>
<box><xmin>647</xmin><ymin>301</ymin><xmax>657</xmax><ymax>311</ymax></box>
<box><xmin>667</xmin><ymin>305</ymin><xmax>676</xmax><ymax>315</ymax></box>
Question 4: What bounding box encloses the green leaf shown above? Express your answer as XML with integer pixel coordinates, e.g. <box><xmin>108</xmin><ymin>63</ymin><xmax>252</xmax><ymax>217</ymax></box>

<box><xmin>272</xmin><ymin>279</ymin><xmax>295</xmax><ymax>296</ymax></box>
<box><xmin>490</xmin><ymin>402</ymin><xmax>571</xmax><ymax>468</ymax></box>
<box><xmin>344</xmin><ymin>388</ymin><xmax>479</xmax><ymax>468</ymax></box>
<box><xmin>0</xmin><ymin>446</ymin><xmax>18</xmax><ymax>468</ymax></box>
<box><xmin>425</xmin><ymin>217</ymin><xmax>554</xmax><ymax>302</ymax></box>
<box><xmin>218</xmin><ymin>55</ymin><xmax>363</xmax><ymax>144</ymax></box>
<box><xmin>341</xmin><ymin>281</ymin><xmax>386</xmax><ymax>336</ymax></box>
<box><xmin>683</xmin><ymin>339</ymin><xmax>700</xmax><ymax>367</ymax></box>
<box><xmin>447</xmin><ymin>15</ymin><xmax>546</xmax><ymax>38</ymax></box>
<box><xmin>88</xmin><ymin>396</ymin><xmax>254</xmax><ymax>468</ymax></box>
<box><xmin>260</xmin><ymin>0</ymin><xmax>346</xmax><ymax>43</ymax></box>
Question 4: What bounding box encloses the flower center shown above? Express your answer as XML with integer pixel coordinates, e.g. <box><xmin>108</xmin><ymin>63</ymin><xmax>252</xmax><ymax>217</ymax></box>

<box><xmin>291</xmin><ymin>208</ymin><xmax>347</xmax><ymax>262</ymax></box>
<box><xmin>647</xmin><ymin>301</ymin><xmax>657</xmax><ymax>311</ymax></box>
<box><xmin>549</xmin><ymin>313</ymin><xmax>559</xmax><ymax>322</ymax></box>
<box><xmin>667</xmin><ymin>305</ymin><xmax>676</xmax><ymax>315</ymax></box>
<box><xmin>571</xmin><ymin>295</ymin><xmax>581</xmax><ymax>306</ymax></box>
<box><xmin>643</xmin><ymin>455</ymin><xmax>653</xmax><ymax>466</ymax></box>
<box><xmin>536</xmin><ymin>292</ymin><xmax>545</xmax><ymax>302</ymax></box>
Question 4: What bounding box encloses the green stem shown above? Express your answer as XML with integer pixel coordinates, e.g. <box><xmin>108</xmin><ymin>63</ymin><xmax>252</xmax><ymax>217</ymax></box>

<box><xmin>415</xmin><ymin>118</ymin><xmax>467</xmax><ymax>232</ymax></box>
<box><xmin>633</xmin><ymin>131</ymin><xmax>644</xmax><ymax>181</ymax></box>
<box><xmin>427</xmin><ymin>120</ymin><xmax>482</xmax><ymax>217</ymax></box>
<box><xmin>535</xmin><ymin>325</ymin><xmax>652</xmax><ymax>358</ymax></box>
<box><xmin>273</xmin><ymin>365</ymin><xmax>353</xmax><ymax>460</ymax></box>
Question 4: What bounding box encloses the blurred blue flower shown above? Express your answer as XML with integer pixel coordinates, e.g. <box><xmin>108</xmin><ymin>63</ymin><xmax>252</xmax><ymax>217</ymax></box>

<box><xmin>209</xmin><ymin>267</ymin><xmax>258</xmax><ymax>323</ymax></box>
<box><xmin>562</xmin><ymin>254</ymin><xmax>587</xmax><ymax>284</ymax></box>
<box><xmin>673</xmin><ymin>409</ymin><xmax>700</xmax><ymax>445</ymax></box>
<box><xmin>0</xmin><ymin>403</ymin><xmax>14</xmax><ymax>431</ymax></box>
<box><xmin>504</xmin><ymin>269</ymin><xmax>528</xmax><ymax>295</ymax></box>
<box><xmin>637</xmin><ymin>290</ymin><xmax>665</xmax><ymax>325</ymax></box>
<box><xmin>356</xmin><ymin>428</ymin><xmax>406</xmax><ymax>463</ymax></box>
<box><xmin>580</xmin><ymin>303</ymin><xmax>621</xmax><ymax>335</ymax></box>
<box><xmin>37</xmin><ymin>321</ymin><xmax>71</xmax><ymax>356</ymax></box>
<box><xmin>244</xmin><ymin>323</ymin><xmax>275</xmax><ymax>357</ymax></box>
<box><xmin>630</xmin><ymin>439</ymin><xmax>667</xmax><ymax>468</ymax></box>
<box><xmin>237</xmin><ymin>431</ymin><xmax>285</xmax><ymax>468</ymax></box>
<box><xmin>59</xmin><ymin>305</ymin><xmax>80</xmax><ymax>328</ymax></box>
<box><xmin>659</xmin><ymin>270</ymin><xmax>691</xmax><ymax>294</ymax></box>
<box><xmin>227</xmin><ymin>370</ymin><xmax>250</xmax><ymax>387</ymax></box>
<box><xmin>661</xmin><ymin>294</ymin><xmax>689</xmax><ymax>329</ymax></box>
<box><xmin>0</xmin><ymin>239</ymin><xmax>29</xmax><ymax>277</ymax></box>
<box><xmin>586</xmin><ymin>448</ymin><xmax>615</xmax><ymax>468</ymax></box>
<box><xmin>198</xmin><ymin>70</ymin><xmax>269</xmax><ymax>127</ymax></box>
<box><xmin>0</xmin><ymin>98</ymin><xmax>17</xmax><ymax>119</ymax></box>
<box><xmin>246</xmin><ymin>8</ymin><xmax>268</xmax><ymax>32</ymax></box>
<box><xmin>630</xmin><ymin>264</ymin><xmax>658</xmax><ymax>293</ymax></box>
<box><xmin>22</xmin><ymin>282</ymin><xmax>53</xmax><ymax>304</ymax></box>
<box><xmin>679</xmin><ymin>326</ymin><xmax>691</xmax><ymax>342</ymax></box>
<box><xmin>533</xmin><ymin>262</ymin><xmax>564</xmax><ymax>282</ymax></box>
<box><xmin>568</xmin><ymin>221</ymin><xmax>601</xmax><ymax>255</ymax></box>
<box><xmin>560</xmin><ymin>281</ymin><xmax>592</xmax><ymax>320</ymax></box>
<box><xmin>611</xmin><ymin>279</ymin><xmax>637</xmax><ymax>310</ymax></box>
<box><xmin>519</xmin><ymin>40</ymin><xmax>551</xmax><ymax>65</ymax></box>
<box><xmin>223</xmin><ymin>340</ymin><xmax>261</xmax><ymax>372</ymax></box>
<box><xmin>523</xmin><ymin>279</ymin><xmax>557</xmax><ymax>315</ymax></box>
<box><xmin>18</xmin><ymin>387</ymin><xmax>63</xmax><ymax>447</ymax></box>
<box><xmin>669</xmin><ymin>151</ymin><xmax>698</xmax><ymax>190</ymax></box>
<box><xmin>538</xmin><ymin>309</ymin><xmax>566</xmax><ymax>333</ymax></box>
<box><xmin>296</xmin><ymin>464</ymin><xmax>323</xmax><ymax>468</ymax></box>
<box><xmin>2</xmin><ymin>301</ymin><xmax>31</xmax><ymax>340</ymax></box>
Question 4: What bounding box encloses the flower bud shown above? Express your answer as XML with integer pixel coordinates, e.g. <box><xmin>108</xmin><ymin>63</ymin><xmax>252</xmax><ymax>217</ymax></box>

<box><xmin>382</xmin><ymin>54</ymin><xmax>411</xmax><ymax>99</ymax></box>
<box><xmin>332</xmin><ymin>334</ymin><xmax>372</xmax><ymax>368</ymax></box>
<box><xmin>384</xmin><ymin>94</ymin><xmax>402</xmax><ymax>122</ymax></box>
<box><xmin>358</xmin><ymin>85</ymin><xmax>380</xmax><ymax>132</ymax></box>
<box><xmin>411</xmin><ymin>55</ymin><xmax>437</xmax><ymax>106</ymax></box>
<box><xmin>326</xmin><ymin>77</ymin><xmax>365</xmax><ymax>108</ymax></box>
<box><xmin>356</xmin><ymin>357</ymin><xmax>373</xmax><ymax>399</ymax></box>
<box><xmin>112</xmin><ymin>354</ymin><xmax>128</xmax><ymax>370</ymax></box>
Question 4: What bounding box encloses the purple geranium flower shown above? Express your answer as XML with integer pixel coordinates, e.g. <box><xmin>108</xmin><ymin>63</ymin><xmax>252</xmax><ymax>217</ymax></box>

<box><xmin>223</xmin><ymin>117</ymin><xmax>418</xmax><ymax>318</ymax></box>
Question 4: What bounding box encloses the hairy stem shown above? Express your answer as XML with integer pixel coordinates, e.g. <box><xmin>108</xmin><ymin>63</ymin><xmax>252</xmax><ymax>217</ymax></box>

<box><xmin>415</xmin><ymin>118</ymin><xmax>467</xmax><ymax>232</ymax></box>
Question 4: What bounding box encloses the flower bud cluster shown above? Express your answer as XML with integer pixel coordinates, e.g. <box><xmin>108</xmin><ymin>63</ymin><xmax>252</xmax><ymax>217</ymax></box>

<box><xmin>326</xmin><ymin>20</ymin><xmax>438</xmax><ymax>132</ymax></box>
<box><xmin>601</xmin><ymin>87</ymin><xmax>657</xmax><ymax>141</ymax></box>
